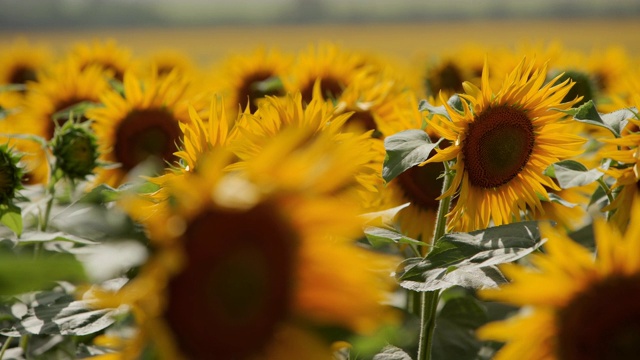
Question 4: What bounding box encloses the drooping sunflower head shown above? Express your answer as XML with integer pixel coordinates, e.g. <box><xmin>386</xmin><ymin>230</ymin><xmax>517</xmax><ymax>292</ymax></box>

<box><xmin>86</xmin><ymin>69</ymin><xmax>196</xmax><ymax>188</ymax></box>
<box><xmin>0</xmin><ymin>144</ymin><xmax>24</xmax><ymax>205</ymax></box>
<box><xmin>478</xmin><ymin>196</ymin><xmax>640</xmax><ymax>360</ymax></box>
<box><xmin>230</xmin><ymin>90</ymin><xmax>382</xmax><ymax>209</ymax></box>
<box><xmin>68</xmin><ymin>39</ymin><xmax>134</xmax><ymax>82</ymax></box>
<box><xmin>425</xmin><ymin>58</ymin><xmax>586</xmax><ymax>231</ymax></box>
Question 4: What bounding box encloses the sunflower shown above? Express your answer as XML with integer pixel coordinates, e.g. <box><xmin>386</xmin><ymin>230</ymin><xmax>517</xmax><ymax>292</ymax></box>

<box><xmin>478</xmin><ymin>196</ymin><xmax>640</xmax><ymax>360</ymax></box>
<box><xmin>139</xmin><ymin>49</ymin><xmax>197</xmax><ymax>78</ymax></box>
<box><xmin>423</xmin><ymin>58</ymin><xmax>586</xmax><ymax>232</ymax></box>
<box><xmin>283</xmin><ymin>43</ymin><xmax>375</xmax><ymax>104</ymax></box>
<box><xmin>209</xmin><ymin>47</ymin><xmax>292</xmax><ymax>117</ymax></box>
<box><xmin>5</xmin><ymin>61</ymin><xmax>111</xmax><ymax>184</ymax></box>
<box><xmin>598</xmin><ymin>116</ymin><xmax>640</xmax><ymax>232</ymax></box>
<box><xmin>229</xmin><ymin>89</ymin><xmax>382</xmax><ymax>207</ymax></box>
<box><xmin>88</xmin><ymin>126</ymin><xmax>397</xmax><ymax>359</ymax></box>
<box><xmin>420</xmin><ymin>43</ymin><xmax>488</xmax><ymax>99</ymax></box>
<box><xmin>86</xmin><ymin>69</ymin><xmax>196</xmax><ymax>188</ymax></box>
<box><xmin>68</xmin><ymin>39</ymin><xmax>134</xmax><ymax>82</ymax></box>
<box><xmin>0</xmin><ymin>38</ymin><xmax>52</xmax><ymax>87</ymax></box>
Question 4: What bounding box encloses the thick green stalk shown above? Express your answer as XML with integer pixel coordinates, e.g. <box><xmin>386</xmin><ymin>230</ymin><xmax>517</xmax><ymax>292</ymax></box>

<box><xmin>416</xmin><ymin>162</ymin><xmax>453</xmax><ymax>360</ymax></box>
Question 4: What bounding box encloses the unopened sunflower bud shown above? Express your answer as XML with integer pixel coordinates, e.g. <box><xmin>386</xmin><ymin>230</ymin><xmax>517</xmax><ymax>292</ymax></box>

<box><xmin>0</xmin><ymin>144</ymin><xmax>24</xmax><ymax>205</ymax></box>
<box><xmin>52</xmin><ymin>122</ymin><xmax>99</xmax><ymax>180</ymax></box>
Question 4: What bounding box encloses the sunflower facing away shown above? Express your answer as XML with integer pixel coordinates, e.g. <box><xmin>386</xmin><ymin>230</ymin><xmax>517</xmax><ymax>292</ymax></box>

<box><xmin>423</xmin><ymin>58</ymin><xmax>586</xmax><ymax>232</ymax></box>
<box><xmin>86</xmin><ymin>126</ymin><xmax>397</xmax><ymax>359</ymax></box>
<box><xmin>478</xmin><ymin>196</ymin><xmax>640</xmax><ymax>360</ymax></box>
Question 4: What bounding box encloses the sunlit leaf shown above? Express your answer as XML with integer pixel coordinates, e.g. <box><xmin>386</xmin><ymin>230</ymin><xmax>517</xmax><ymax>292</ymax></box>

<box><xmin>0</xmin><ymin>253</ymin><xmax>87</xmax><ymax>296</ymax></box>
<box><xmin>396</xmin><ymin>221</ymin><xmax>544</xmax><ymax>292</ymax></box>
<box><xmin>364</xmin><ymin>226</ymin><xmax>425</xmax><ymax>248</ymax></box>
<box><xmin>0</xmin><ymin>203</ymin><xmax>22</xmax><ymax>236</ymax></box>
<box><xmin>373</xmin><ymin>345</ymin><xmax>413</xmax><ymax>360</ymax></box>
<box><xmin>383</xmin><ymin>130</ymin><xmax>442</xmax><ymax>182</ymax></box>
<box><xmin>546</xmin><ymin>160</ymin><xmax>604</xmax><ymax>189</ymax></box>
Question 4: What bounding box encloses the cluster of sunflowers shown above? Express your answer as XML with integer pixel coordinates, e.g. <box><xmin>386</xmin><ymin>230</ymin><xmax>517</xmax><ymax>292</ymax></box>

<box><xmin>0</xmin><ymin>37</ymin><xmax>639</xmax><ymax>360</ymax></box>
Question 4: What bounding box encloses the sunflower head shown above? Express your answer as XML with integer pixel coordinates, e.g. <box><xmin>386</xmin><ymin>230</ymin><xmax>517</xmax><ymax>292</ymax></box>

<box><xmin>51</xmin><ymin>121</ymin><xmax>99</xmax><ymax>180</ymax></box>
<box><xmin>551</xmin><ymin>69</ymin><xmax>596</xmax><ymax>107</ymax></box>
<box><xmin>424</xmin><ymin>57</ymin><xmax>586</xmax><ymax>231</ymax></box>
<box><xmin>478</xmin><ymin>196</ymin><xmax>640</xmax><ymax>360</ymax></box>
<box><xmin>0</xmin><ymin>144</ymin><xmax>24</xmax><ymax>205</ymax></box>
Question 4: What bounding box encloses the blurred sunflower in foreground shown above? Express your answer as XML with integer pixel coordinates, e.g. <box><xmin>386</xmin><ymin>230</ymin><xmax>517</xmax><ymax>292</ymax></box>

<box><xmin>85</xmin><ymin>125</ymin><xmax>397</xmax><ymax>359</ymax></box>
<box><xmin>478</xmin><ymin>197</ymin><xmax>640</xmax><ymax>360</ymax></box>
<box><xmin>423</xmin><ymin>58</ymin><xmax>586</xmax><ymax>231</ymax></box>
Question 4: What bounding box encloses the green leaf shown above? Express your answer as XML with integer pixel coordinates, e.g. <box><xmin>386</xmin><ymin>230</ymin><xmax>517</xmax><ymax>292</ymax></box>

<box><xmin>372</xmin><ymin>345</ymin><xmax>413</xmax><ymax>360</ymax></box>
<box><xmin>418</xmin><ymin>94</ymin><xmax>462</xmax><ymax>120</ymax></box>
<box><xmin>16</xmin><ymin>231</ymin><xmax>99</xmax><ymax>246</ymax></box>
<box><xmin>546</xmin><ymin>193</ymin><xmax>577</xmax><ymax>208</ymax></box>
<box><xmin>396</xmin><ymin>221</ymin><xmax>544</xmax><ymax>292</ymax></box>
<box><xmin>78</xmin><ymin>184</ymin><xmax>119</xmax><ymax>204</ymax></box>
<box><xmin>0</xmin><ymin>253</ymin><xmax>87</xmax><ymax>296</ymax></box>
<box><xmin>364</xmin><ymin>226</ymin><xmax>426</xmax><ymax>248</ymax></box>
<box><xmin>2</xmin><ymin>289</ymin><xmax>118</xmax><ymax>336</ymax></box>
<box><xmin>568</xmin><ymin>222</ymin><xmax>596</xmax><ymax>251</ymax></box>
<box><xmin>0</xmin><ymin>203</ymin><xmax>22</xmax><ymax>236</ymax></box>
<box><xmin>561</xmin><ymin>100</ymin><xmax>636</xmax><ymax>137</ymax></box>
<box><xmin>383</xmin><ymin>130</ymin><xmax>442</xmax><ymax>182</ymax></box>
<box><xmin>0</xmin><ymin>84</ymin><xmax>27</xmax><ymax>92</ymax></box>
<box><xmin>550</xmin><ymin>160</ymin><xmax>604</xmax><ymax>189</ymax></box>
<box><xmin>432</xmin><ymin>293</ymin><xmax>488</xmax><ymax>360</ymax></box>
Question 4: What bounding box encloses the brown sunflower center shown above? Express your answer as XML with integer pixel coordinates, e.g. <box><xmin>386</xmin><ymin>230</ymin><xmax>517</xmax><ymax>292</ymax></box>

<box><xmin>9</xmin><ymin>66</ymin><xmax>37</xmax><ymax>85</ymax></box>
<box><xmin>301</xmin><ymin>76</ymin><xmax>344</xmax><ymax>104</ymax></box>
<box><xmin>346</xmin><ymin>110</ymin><xmax>382</xmax><ymax>138</ymax></box>
<box><xmin>239</xmin><ymin>71</ymin><xmax>284</xmax><ymax>112</ymax></box>
<box><xmin>113</xmin><ymin>109</ymin><xmax>181</xmax><ymax>171</ymax></box>
<box><xmin>395</xmin><ymin>159</ymin><xmax>445</xmax><ymax>212</ymax></box>
<box><xmin>462</xmin><ymin>105</ymin><xmax>535</xmax><ymax>189</ymax></box>
<box><xmin>427</xmin><ymin>62</ymin><xmax>464</xmax><ymax>95</ymax></box>
<box><xmin>164</xmin><ymin>202</ymin><xmax>297</xmax><ymax>359</ymax></box>
<box><xmin>557</xmin><ymin>274</ymin><xmax>640</xmax><ymax>360</ymax></box>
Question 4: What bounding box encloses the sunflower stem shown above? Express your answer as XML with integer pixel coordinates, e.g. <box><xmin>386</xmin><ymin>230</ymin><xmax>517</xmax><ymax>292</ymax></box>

<box><xmin>0</xmin><ymin>336</ymin><xmax>10</xmax><ymax>360</ymax></box>
<box><xmin>417</xmin><ymin>161</ymin><xmax>454</xmax><ymax>360</ymax></box>
<box><xmin>596</xmin><ymin>177</ymin><xmax>614</xmax><ymax>219</ymax></box>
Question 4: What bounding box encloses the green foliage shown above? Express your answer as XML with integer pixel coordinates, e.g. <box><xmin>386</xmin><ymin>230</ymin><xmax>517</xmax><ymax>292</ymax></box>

<box><xmin>383</xmin><ymin>130</ymin><xmax>443</xmax><ymax>183</ymax></box>
<box><xmin>364</xmin><ymin>226</ymin><xmax>425</xmax><ymax>248</ymax></box>
<box><xmin>560</xmin><ymin>100</ymin><xmax>636</xmax><ymax>137</ymax></box>
<box><xmin>545</xmin><ymin>160</ymin><xmax>604</xmax><ymax>189</ymax></box>
<box><xmin>396</xmin><ymin>221</ymin><xmax>544</xmax><ymax>292</ymax></box>
<box><xmin>0</xmin><ymin>253</ymin><xmax>86</xmax><ymax>296</ymax></box>
<box><xmin>372</xmin><ymin>345</ymin><xmax>413</xmax><ymax>360</ymax></box>
<box><xmin>432</xmin><ymin>290</ymin><xmax>488</xmax><ymax>360</ymax></box>
<box><xmin>0</xmin><ymin>203</ymin><xmax>22</xmax><ymax>237</ymax></box>
<box><xmin>1</xmin><ymin>287</ymin><xmax>117</xmax><ymax>337</ymax></box>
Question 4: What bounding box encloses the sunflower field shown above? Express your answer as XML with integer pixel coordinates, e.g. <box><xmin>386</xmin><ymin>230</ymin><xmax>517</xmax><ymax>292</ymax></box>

<box><xmin>0</xmin><ymin>29</ymin><xmax>639</xmax><ymax>360</ymax></box>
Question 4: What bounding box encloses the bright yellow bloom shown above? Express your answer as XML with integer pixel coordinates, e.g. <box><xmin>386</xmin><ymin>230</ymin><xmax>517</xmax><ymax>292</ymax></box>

<box><xmin>4</xmin><ymin>60</ymin><xmax>110</xmax><ymax>184</ymax></box>
<box><xmin>424</xmin><ymin>58</ymin><xmax>586</xmax><ymax>231</ymax></box>
<box><xmin>478</xmin><ymin>197</ymin><xmax>640</xmax><ymax>360</ymax></box>
<box><xmin>68</xmin><ymin>39</ymin><xmax>133</xmax><ymax>82</ymax></box>
<box><xmin>0</xmin><ymin>38</ymin><xmax>52</xmax><ymax>87</ymax></box>
<box><xmin>209</xmin><ymin>47</ymin><xmax>292</xmax><ymax>117</ymax></box>
<box><xmin>86</xmin><ymin>69</ymin><xmax>197</xmax><ymax>187</ymax></box>
<box><xmin>88</xmin><ymin>126</ymin><xmax>397</xmax><ymax>359</ymax></box>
